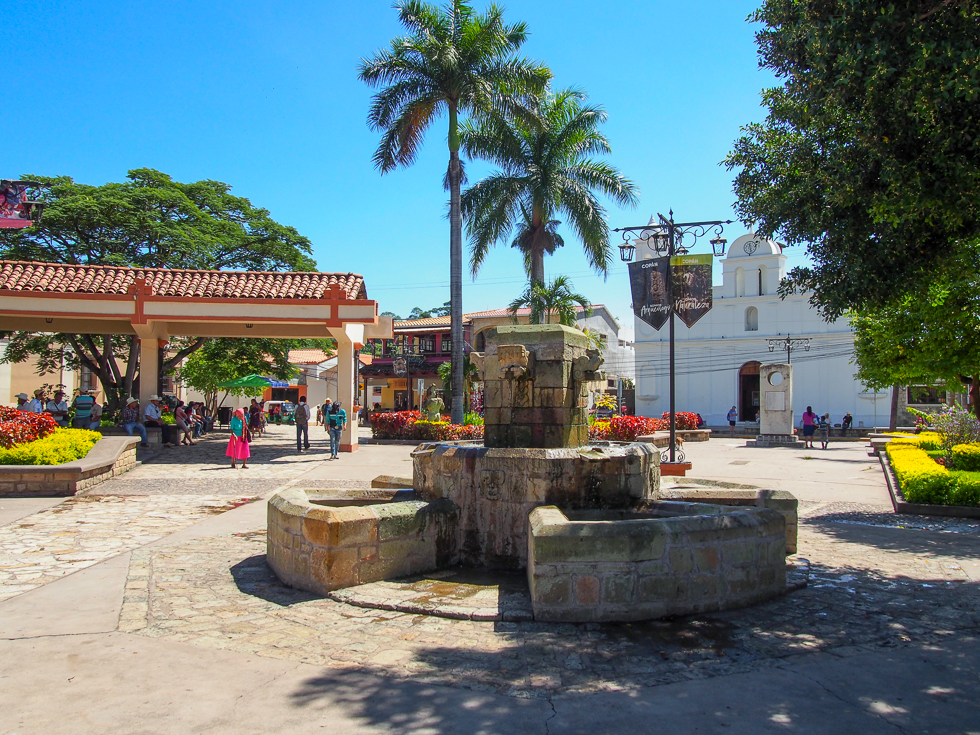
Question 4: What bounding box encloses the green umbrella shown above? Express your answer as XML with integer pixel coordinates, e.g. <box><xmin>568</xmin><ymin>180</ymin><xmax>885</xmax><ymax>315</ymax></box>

<box><xmin>216</xmin><ymin>374</ymin><xmax>288</xmax><ymax>388</ymax></box>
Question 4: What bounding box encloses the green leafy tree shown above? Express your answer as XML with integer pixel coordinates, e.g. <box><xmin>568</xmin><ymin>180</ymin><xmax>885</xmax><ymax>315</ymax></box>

<box><xmin>359</xmin><ymin>0</ymin><xmax>550</xmax><ymax>424</ymax></box>
<box><xmin>0</xmin><ymin>170</ymin><xmax>314</xmax><ymax>410</ymax></box>
<box><xmin>508</xmin><ymin>274</ymin><xmax>590</xmax><ymax>326</ymax></box>
<box><xmin>437</xmin><ymin>356</ymin><xmax>479</xmax><ymax>414</ymax></box>
<box><xmin>461</xmin><ymin>88</ymin><xmax>637</xmax><ymax>285</ymax></box>
<box><xmin>852</xmin><ymin>244</ymin><xmax>980</xmax><ymax>422</ymax></box>
<box><xmin>408</xmin><ymin>301</ymin><xmax>452</xmax><ymax>319</ymax></box>
<box><xmin>177</xmin><ymin>338</ymin><xmax>297</xmax><ymax>416</ymax></box>
<box><xmin>726</xmin><ymin>1</ymin><xmax>980</xmax><ymax>318</ymax></box>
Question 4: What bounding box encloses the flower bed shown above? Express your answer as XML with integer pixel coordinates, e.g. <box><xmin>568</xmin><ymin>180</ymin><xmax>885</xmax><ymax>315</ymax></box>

<box><xmin>0</xmin><ymin>428</ymin><xmax>102</xmax><ymax>466</ymax></box>
<box><xmin>589</xmin><ymin>416</ymin><xmax>668</xmax><ymax>442</ymax></box>
<box><xmin>886</xmin><ymin>433</ymin><xmax>980</xmax><ymax>506</ymax></box>
<box><xmin>371</xmin><ymin>411</ymin><xmax>483</xmax><ymax>441</ymax></box>
<box><xmin>661</xmin><ymin>411</ymin><xmax>700</xmax><ymax>430</ymax></box>
<box><xmin>0</xmin><ymin>406</ymin><xmax>59</xmax><ymax>448</ymax></box>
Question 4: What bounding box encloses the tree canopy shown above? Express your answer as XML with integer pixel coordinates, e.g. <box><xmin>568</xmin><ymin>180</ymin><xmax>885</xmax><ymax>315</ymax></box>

<box><xmin>461</xmin><ymin>87</ymin><xmax>637</xmax><ymax>285</ymax></box>
<box><xmin>0</xmin><ymin>169</ymin><xmax>316</xmax><ymax>409</ymax></box>
<box><xmin>851</xmin><ymin>244</ymin><xmax>980</xmax><ymax>418</ymax></box>
<box><xmin>359</xmin><ymin>0</ymin><xmax>550</xmax><ymax>424</ymax></box>
<box><xmin>726</xmin><ymin>1</ymin><xmax>980</xmax><ymax>318</ymax></box>
<box><xmin>178</xmin><ymin>338</ymin><xmax>297</xmax><ymax>415</ymax></box>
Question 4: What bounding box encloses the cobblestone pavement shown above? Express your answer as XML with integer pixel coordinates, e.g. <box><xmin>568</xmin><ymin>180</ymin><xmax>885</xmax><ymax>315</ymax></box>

<box><xmin>119</xmin><ymin>503</ymin><xmax>980</xmax><ymax>698</ymax></box>
<box><xmin>0</xmin><ymin>428</ymin><xmax>376</xmax><ymax>604</ymax></box>
<box><xmin>0</xmin><ymin>495</ymin><xmax>257</xmax><ymax>601</ymax></box>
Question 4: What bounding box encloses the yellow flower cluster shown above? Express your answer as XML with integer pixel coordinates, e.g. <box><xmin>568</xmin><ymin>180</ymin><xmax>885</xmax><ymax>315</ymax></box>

<box><xmin>885</xmin><ymin>435</ymin><xmax>952</xmax><ymax>504</ymax></box>
<box><xmin>0</xmin><ymin>429</ymin><xmax>101</xmax><ymax>466</ymax></box>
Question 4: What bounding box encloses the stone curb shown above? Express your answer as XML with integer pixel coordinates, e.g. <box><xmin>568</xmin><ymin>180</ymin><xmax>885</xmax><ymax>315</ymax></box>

<box><xmin>0</xmin><ymin>435</ymin><xmax>140</xmax><ymax>497</ymax></box>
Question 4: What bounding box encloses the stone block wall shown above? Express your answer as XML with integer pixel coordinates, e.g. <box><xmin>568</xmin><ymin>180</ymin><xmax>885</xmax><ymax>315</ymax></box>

<box><xmin>527</xmin><ymin>501</ymin><xmax>787</xmax><ymax>622</ymax></box>
<box><xmin>655</xmin><ymin>488</ymin><xmax>798</xmax><ymax>554</ymax></box>
<box><xmin>267</xmin><ymin>488</ymin><xmax>459</xmax><ymax>595</ymax></box>
<box><xmin>478</xmin><ymin>325</ymin><xmax>593</xmax><ymax>449</ymax></box>
<box><xmin>413</xmin><ymin>441</ymin><xmax>660</xmax><ymax>568</ymax></box>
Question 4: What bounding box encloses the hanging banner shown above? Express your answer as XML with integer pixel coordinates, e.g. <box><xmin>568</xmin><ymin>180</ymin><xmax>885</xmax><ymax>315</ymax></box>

<box><xmin>671</xmin><ymin>254</ymin><xmax>713</xmax><ymax>328</ymax></box>
<box><xmin>0</xmin><ymin>181</ymin><xmax>33</xmax><ymax>229</ymax></box>
<box><xmin>629</xmin><ymin>257</ymin><xmax>671</xmax><ymax>330</ymax></box>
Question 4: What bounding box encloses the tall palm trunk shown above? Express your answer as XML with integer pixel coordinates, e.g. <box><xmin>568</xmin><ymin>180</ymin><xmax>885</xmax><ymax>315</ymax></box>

<box><xmin>449</xmin><ymin>113</ymin><xmax>465</xmax><ymax>425</ymax></box>
<box><xmin>529</xmin><ymin>247</ymin><xmax>546</xmax><ymax>291</ymax></box>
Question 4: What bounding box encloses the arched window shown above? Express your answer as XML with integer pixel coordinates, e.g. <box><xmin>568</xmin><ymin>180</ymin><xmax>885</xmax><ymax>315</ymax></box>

<box><xmin>475</xmin><ymin>331</ymin><xmax>486</xmax><ymax>351</ymax></box>
<box><xmin>745</xmin><ymin>306</ymin><xmax>759</xmax><ymax>331</ymax></box>
<box><xmin>758</xmin><ymin>265</ymin><xmax>767</xmax><ymax>296</ymax></box>
<box><xmin>735</xmin><ymin>267</ymin><xmax>745</xmax><ymax>297</ymax></box>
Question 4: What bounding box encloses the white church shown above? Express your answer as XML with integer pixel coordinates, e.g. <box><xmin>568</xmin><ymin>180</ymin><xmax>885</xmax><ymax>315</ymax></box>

<box><xmin>632</xmin><ymin>233</ymin><xmax>889</xmax><ymax>431</ymax></box>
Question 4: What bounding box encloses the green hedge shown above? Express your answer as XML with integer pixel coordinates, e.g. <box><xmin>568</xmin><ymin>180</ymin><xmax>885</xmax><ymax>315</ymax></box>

<box><xmin>949</xmin><ymin>472</ymin><xmax>980</xmax><ymax>506</ymax></box>
<box><xmin>0</xmin><ymin>429</ymin><xmax>102</xmax><ymax>466</ymax></box>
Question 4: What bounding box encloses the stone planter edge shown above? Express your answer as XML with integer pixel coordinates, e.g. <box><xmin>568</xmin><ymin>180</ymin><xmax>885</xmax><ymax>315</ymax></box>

<box><xmin>0</xmin><ymin>435</ymin><xmax>140</xmax><ymax>497</ymax></box>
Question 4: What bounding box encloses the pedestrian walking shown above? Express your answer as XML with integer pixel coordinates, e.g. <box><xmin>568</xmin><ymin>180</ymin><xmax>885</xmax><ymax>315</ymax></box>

<box><xmin>801</xmin><ymin>406</ymin><xmax>818</xmax><ymax>449</ymax></box>
<box><xmin>819</xmin><ymin>413</ymin><xmax>831</xmax><ymax>449</ymax></box>
<box><xmin>327</xmin><ymin>400</ymin><xmax>347</xmax><ymax>459</ymax></box>
<box><xmin>322</xmin><ymin>398</ymin><xmax>332</xmax><ymax>433</ymax></box>
<box><xmin>295</xmin><ymin>396</ymin><xmax>311</xmax><ymax>452</ymax></box>
<box><xmin>727</xmin><ymin>406</ymin><xmax>738</xmax><ymax>436</ymax></box>
<box><xmin>248</xmin><ymin>399</ymin><xmax>263</xmax><ymax>439</ymax></box>
<box><xmin>226</xmin><ymin>407</ymin><xmax>250</xmax><ymax>469</ymax></box>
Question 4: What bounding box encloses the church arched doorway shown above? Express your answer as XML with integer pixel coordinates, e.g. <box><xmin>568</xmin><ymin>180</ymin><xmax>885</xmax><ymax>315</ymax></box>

<box><xmin>738</xmin><ymin>361</ymin><xmax>761</xmax><ymax>423</ymax></box>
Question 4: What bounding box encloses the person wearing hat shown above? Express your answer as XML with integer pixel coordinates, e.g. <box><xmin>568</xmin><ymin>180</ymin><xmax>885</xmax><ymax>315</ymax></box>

<box><xmin>143</xmin><ymin>395</ymin><xmax>175</xmax><ymax>447</ymax></box>
<box><xmin>15</xmin><ymin>393</ymin><xmax>30</xmax><ymax>411</ymax></box>
<box><xmin>72</xmin><ymin>389</ymin><xmax>96</xmax><ymax>428</ymax></box>
<box><xmin>27</xmin><ymin>389</ymin><xmax>45</xmax><ymax>414</ymax></box>
<box><xmin>120</xmin><ymin>397</ymin><xmax>149</xmax><ymax>447</ymax></box>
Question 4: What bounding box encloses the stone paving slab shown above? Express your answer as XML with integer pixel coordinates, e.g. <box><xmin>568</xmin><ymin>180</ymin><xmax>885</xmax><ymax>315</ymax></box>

<box><xmin>329</xmin><ymin>569</ymin><xmax>536</xmax><ymax>622</ymax></box>
<box><xmin>117</xmin><ymin>503</ymin><xmax>980</xmax><ymax>699</ymax></box>
<box><xmin>0</xmin><ymin>494</ymin><xmax>258</xmax><ymax>602</ymax></box>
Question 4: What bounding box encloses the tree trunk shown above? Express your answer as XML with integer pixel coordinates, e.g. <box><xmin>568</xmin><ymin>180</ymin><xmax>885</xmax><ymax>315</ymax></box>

<box><xmin>969</xmin><ymin>375</ymin><xmax>980</xmax><ymax>421</ymax></box>
<box><xmin>449</xmin><ymin>147</ymin><xmax>465</xmax><ymax>425</ymax></box>
<box><xmin>889</xmin><ymin>383</ymin><xmax>901</xmax><ymax>431</ymax></box>
<box><xmin>530</xmin><ymin>247</ymin><xmax>545</xmax><ymax>289</ymax></box>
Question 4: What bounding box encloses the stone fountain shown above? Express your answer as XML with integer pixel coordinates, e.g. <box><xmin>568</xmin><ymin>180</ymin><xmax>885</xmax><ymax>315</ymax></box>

<box><xmin>267</xmin><ymin>324</ymin><xmax>796</xmax><ymax>622</ymax></box>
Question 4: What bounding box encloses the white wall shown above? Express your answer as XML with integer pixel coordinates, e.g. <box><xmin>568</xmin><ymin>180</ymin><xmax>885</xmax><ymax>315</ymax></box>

<box><xmin>634</xmin><ymin>234</ymin><xmax>876</xmax><ymax>428</ymax></box>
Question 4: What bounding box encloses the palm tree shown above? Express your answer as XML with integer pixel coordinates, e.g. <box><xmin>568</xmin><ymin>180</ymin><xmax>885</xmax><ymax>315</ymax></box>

<box><xmin>359</xmin><ymin>0</ymin><xmax>550</xmax><ymax>425</ymax></box>
<box><xmin>437</xmin><ymin>357</ymin><xmax>479</xmax><ymax>413</ymax></box>
<box><xmin>461</xmin><ymin>88</ymin><xmax>638</xmax><ymax>286</ymax></box>
<box><xmin>508</xmin><ymin>275</ymin><xmax>591</xmax><ymax>326</ymax></box>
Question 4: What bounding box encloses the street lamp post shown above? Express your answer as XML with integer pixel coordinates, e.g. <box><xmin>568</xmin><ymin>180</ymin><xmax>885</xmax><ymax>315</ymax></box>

<box><xmin>615</xmin><ymin>211</ymin><xmax>731</xmax><ymax>463</ymax></box>
<box><xmin>767</xmin><ymin>334</ymin><xmax>811</xmax><ymax>364</ymax></box>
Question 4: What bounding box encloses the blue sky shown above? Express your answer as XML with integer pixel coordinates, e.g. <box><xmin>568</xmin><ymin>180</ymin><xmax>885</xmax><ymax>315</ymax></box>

<box><xmin>6</xmin><ymin>0</ymin><xmax>802</xmax><ymax>330</ymax></box>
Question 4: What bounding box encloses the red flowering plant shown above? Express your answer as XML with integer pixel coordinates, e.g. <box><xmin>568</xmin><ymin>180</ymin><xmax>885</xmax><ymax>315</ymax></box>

<box><xmin>589</xmin><ymin>416</ymin><xmax>667</xmax><ymax>442</ymax></box>
<box><xmin>0</xmin><ymin>407</ymin><xmax>60</xmax><ymax>449</ymax></box>
<box><xmin>661</xmin><ymin>411</ymin><xmax>700</xmax><ymax>430</ymax></box>
<box><xmin>371</xmin><ymin>411</ymin><xmax>484</xmax><ymax>441</ymax></box>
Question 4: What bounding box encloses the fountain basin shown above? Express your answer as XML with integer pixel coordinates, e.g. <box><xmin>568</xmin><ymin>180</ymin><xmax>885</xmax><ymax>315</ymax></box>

<box><xmin>527</xmin><ymin>502</ymin><xmax>786</xmax><ymax>622</ymax></box>
<box><xmin>267</xmin><ymin>487</ymin><xmax>458</xmax><ymax>595</ymax></box>
<box><xmin>412</xmin><ymin>440</ymin><xmax>661</xmax><ymax>568</ymax></box>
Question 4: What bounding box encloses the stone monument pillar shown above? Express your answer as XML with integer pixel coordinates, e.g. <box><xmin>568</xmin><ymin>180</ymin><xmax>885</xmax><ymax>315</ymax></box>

<box><xmin>749</xmin><ymin>363</ymin><xmax>800</xmax><ymax>447</ymax></box>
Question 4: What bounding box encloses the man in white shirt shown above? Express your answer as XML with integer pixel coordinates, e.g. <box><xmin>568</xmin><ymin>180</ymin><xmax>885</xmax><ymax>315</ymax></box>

<box><xmin>142</xmin><ymin>395</ymin><xmax>174</xmax><ymax>446</ymax></box>
<box><xmin>15</xmin><ymin>393</ymin><xmax>30</xmax><ymax>411</ymax></box>
<box><xmin>45</xmin><ymin>390</ymin><xmax>70</xmax><ymax>427</ymax></box>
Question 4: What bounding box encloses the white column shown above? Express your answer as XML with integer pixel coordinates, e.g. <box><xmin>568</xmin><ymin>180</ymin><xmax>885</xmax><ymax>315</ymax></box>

<box><xmin>328</xmin><ymin>324</ymin><xmax>364</xmax><ymax>453</ymax></box>
<box><xmin>138</xmin><ymin>338</ymin><xmax>159</xmax><ymax>409</ymax></box>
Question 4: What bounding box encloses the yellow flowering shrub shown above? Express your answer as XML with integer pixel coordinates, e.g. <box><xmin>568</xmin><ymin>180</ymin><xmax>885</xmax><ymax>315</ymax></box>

<box><xmin>885</xmin><ymin>440</ymin><xmax>952</xmax><ymax>504</ymax></box>
<box><xmin>0</xmin><ymin>429</ymin><xmax>101</xmax><ymax>466</ymax></box>
<box><xmin>952</xmin><ymin>443</ymin><xmax>980</xmax><ymax>472</ymax></box>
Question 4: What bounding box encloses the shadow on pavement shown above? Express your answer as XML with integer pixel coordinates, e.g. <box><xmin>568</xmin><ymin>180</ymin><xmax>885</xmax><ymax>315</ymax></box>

<box><xmin>807</xmin><ymin>515</ymin><xmax>980</xmax><ymax>559</ymax></box>
<box><xmin>230</xmin><ymin>554</ymin><xmax>320</xmax><ymax>606</ymax></box>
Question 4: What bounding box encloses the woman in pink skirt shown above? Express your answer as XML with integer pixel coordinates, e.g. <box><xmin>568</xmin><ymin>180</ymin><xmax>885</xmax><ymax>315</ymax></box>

<box><xmin>226</xmin><ymin>407</ymin><xmax>251</xmax><ymax>469</ymax></box>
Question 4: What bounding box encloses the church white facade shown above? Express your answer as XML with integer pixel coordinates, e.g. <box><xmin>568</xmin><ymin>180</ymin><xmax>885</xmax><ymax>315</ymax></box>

<box><xmin>633</xmin><ymin>233</ymin><xmax>888</xmax><ymax>430</ymax></box>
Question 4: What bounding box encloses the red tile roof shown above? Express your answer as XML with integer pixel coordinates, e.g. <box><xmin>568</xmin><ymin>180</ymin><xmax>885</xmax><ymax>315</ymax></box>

<box><xmin>392</xmin><ymin>305</ymin><xmax>596</xmax><ymax>328</ymax></box>
<box><xmin>287</xmin><ymin>348</ymin><xmax>334</xmax><ymax>364</ymax></box>
<box><xmin>0</xmin><ymin>260</ymin><xmax>367</xmax><ymax>300</ymax></box>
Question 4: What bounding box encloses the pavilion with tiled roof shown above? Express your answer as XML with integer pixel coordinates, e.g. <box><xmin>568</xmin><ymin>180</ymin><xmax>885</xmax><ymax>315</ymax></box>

<box><xmin>0</xmin><ymin>260</ymin><xmax>392</xmax><ymax>452</ymax></box>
